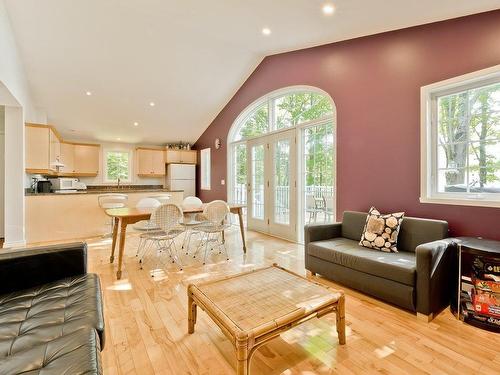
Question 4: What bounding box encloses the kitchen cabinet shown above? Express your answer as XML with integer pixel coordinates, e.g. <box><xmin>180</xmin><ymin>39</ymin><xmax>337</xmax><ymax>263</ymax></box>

<box><xmin>49</xmin><ymin>127</ymin><xmax>61</xmax><ymax>172</ymax></box>
<box><xmin>137</xmin><ymin>148</ymin><xmax>165</xmax><ymax>177</ymax></box>
<box><xmin>59</xmin><ymin>142</ymin><xmax>75</xmax><ymax>174</ymax></box>
<box><xmin>25</xmin><ymin>125</ymin><xmax>50</xmax><ymax>173</ymax></box>
<box><xmin>74</xmin><ymin>144</ymin><xmax>100</xmax><ymax>175</ymax></box>
<box><xmin>165</xmin><ymin>149</ymin><xmax>197</xmax><ymax>164</ymax></box>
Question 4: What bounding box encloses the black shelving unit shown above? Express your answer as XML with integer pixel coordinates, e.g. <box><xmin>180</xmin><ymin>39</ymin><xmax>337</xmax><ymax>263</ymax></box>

<box><xmin>453</xmin><ymin>237</ymin><xmax>500</xmax><ymax>333</ymax></box>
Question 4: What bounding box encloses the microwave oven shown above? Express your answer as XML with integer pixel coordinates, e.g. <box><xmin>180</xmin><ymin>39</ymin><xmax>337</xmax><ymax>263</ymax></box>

<box><xmin>48</xmin><ymin>178</ymin><xmax>83</xmax><ymax>190</ymax></box>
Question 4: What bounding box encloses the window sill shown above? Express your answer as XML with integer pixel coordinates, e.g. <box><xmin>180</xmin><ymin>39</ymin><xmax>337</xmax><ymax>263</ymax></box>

<box><xmin>420</xmin><ymin>196</ymin><xmax>500</xmax><ymax>208</ymax></box>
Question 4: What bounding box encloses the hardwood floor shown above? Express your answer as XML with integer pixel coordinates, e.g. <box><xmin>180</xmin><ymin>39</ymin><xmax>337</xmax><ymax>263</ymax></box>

<box><xmin>82</xmin><ymin>227</ymin><xmax>500</xmax><ymax>375</ymax></box>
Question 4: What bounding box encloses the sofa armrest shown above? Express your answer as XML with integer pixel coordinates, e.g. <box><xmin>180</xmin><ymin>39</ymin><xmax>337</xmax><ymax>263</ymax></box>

<box><xmin>0</xmin><ymin>242</ymin><xmax>87</xmax><ymax>295</ymax></box>
<box><xmin>304</xmin><ymin>223</ymin><xmax>342</xmax><ymax>246</ymax></box>
<box><xmin>416</xmin><ymin>238</ymin><xmax>457</xmax><ymax>316</ymax></box>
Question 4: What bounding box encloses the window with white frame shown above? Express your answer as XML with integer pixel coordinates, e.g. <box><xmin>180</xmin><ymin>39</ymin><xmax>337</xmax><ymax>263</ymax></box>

<box><xmin>421</xmin><ymin>65</ymin><xmax>500</xmax><ymax>206</ymax></box>
<box><xmin>104</xmin><ymin>150</ymin><xmax>131</xmax><ymax>183</ymax></box>
<box><xmin>200</xmin><ymin>148</ymin><xmax>211</xmax><ymax>190</ymax></box>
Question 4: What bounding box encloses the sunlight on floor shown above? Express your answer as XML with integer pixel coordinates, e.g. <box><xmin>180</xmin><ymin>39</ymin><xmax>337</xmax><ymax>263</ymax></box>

<box><xmin>107</xmin><ymin>279</ymin><xmax>132</xmax><ymax>291</ymax></box>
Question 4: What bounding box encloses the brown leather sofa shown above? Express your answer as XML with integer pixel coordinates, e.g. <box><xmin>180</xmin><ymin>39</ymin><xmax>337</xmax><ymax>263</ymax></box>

<box><xmin>0</xmin><ymin>242</ymin><xmax>104</xmax><ymax>374</ymax></box>
<box><xmin>305</xmin><ymin>211</ymin><xmax>456</xmax><ymax>320</ymax></box>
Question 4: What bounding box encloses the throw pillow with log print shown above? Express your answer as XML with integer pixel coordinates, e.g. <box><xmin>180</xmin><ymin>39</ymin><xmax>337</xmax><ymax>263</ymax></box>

<box><xmin>359</xmin><ymin>207</ymin><xmax>405</xmax><ymax>253</ymax></box>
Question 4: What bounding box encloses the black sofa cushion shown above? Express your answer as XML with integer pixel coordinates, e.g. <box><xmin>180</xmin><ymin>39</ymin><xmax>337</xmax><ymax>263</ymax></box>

<box><xmin>308</xmin><ymin>238</ymin><xmax>416</xmax><ymax>286</ymax></box>
<box><xmin>0</xmin><ymin>328</ymin><xmax>102</xmax><ymax>375</ymax></box>
<box><xmin>0</xmin><ymin>274</ymin><xmax>104</xmax><ymax>358</ymax></box>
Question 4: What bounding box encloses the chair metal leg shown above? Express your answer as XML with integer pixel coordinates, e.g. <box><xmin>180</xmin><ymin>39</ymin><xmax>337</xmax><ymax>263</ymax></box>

<box><xmin>203</xmin><ymin>233</ymin><xmax>211</xmax><ymax>265</ymax></box>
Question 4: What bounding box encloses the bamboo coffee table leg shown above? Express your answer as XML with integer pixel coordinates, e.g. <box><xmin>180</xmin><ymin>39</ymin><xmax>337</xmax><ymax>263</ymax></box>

<box><xmin>110</xmin><ymin>217</ymin><xmax>119</xmax><ymax>263</ymax></box>
<box><xmin>116</xmin><ymin>219</ymin><xmax>127</xmax><ymax>280</ymax></box>
<box><xmin>336</xmin><ymin>294</ymin><xmax>346</xmax><ymax>345</ymax></box>
<box><xmin>188</xmin><ymin>295</ymin><xmax>197</xmax><ymax>334</ymax></box>
<box><xmin>235</xmin><ymin>337</ymin><xmax>249</xmax><ymax>375</ymax></box>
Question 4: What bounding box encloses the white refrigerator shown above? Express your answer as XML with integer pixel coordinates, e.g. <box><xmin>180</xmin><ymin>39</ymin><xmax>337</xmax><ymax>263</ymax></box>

<box><xmin>166</xmin><ymin>164</ymin><xmax>196</xmax><ymax>197</ymax></box>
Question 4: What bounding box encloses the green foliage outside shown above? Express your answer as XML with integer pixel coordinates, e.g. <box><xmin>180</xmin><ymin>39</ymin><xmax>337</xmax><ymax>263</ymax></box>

<box><xmin>106</xmin><ymin>151</ymin><xmax>129</xmax><ymax>181</ymax></box>
<box><xmin>233</xmin><ymin>92</ymin><xmax>334</xmax><ymax>196</ymax></box>
<box><xmin>438</xmin><ymin>82</ymin><xmax>500</xmax><ymax>190</ymax></box>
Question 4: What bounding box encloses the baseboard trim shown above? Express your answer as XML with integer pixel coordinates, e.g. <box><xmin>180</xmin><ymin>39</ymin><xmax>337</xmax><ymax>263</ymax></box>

<box><xmin>3</xmin><ymin>239</ymin><xmax>27</xmax><ymax>249</ymax></box>
<box><xmin>417</xmin><ymin>312</ymin><xmax>434</xmax><ymax>323</ymax></box>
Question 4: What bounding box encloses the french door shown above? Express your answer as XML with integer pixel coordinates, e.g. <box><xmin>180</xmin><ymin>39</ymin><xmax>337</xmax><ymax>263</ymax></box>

<box><xmin>247</xmin><ymin>129</ymin><xmax>297</xmax><ymax>241</ymax></box>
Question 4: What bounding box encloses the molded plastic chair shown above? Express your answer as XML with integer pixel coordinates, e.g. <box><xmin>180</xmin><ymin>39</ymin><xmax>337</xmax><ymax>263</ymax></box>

<box><xmin>98</xmin><ymin>193</ymin><xmax>128</xmax><ymax>236</ymax></box>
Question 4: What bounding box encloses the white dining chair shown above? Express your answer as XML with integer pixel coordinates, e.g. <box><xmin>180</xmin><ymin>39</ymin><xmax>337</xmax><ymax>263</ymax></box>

<box><xmin>193</xmin><ymin>200</ymin><xmax>230</xmax><ymax>265</ymax></box>
<box><xmin>98</xmin><ymin>193</ymin><xmax>128</xmax><ymax>236</ymax></box>
<box><xmin>134</xmin><ymin>197</ymin><xmax>162</xmax><ymax>257</ymax></box>
<box><xmin>180</xmin><ymin>196</ymin><xmax>205</xmax><ymax>254</ymax></box>
<box><xmin>139</xmin><ymin>204</ymin><xmax>185</xmax><ymax>272</ymax></box>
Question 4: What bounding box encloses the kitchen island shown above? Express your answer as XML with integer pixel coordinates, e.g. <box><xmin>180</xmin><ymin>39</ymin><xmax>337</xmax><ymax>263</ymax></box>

<box><xmin>25</xmin><ymin>188</ymin><xmax>183</xmax><ymax>243</ymax></box>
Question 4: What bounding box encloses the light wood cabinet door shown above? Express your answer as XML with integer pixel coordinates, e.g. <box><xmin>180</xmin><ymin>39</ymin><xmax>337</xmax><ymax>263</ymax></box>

<box><xmin>165</xmin><ymin>150</ymin><xmax>181</xmax><ymax>163</ymax></box>
<box><xmin>137</xmin><ymin>149</ymin><xmax>165</xmax><ymax>176</ymax></box>
<box><xmin>74</xmin><ymin>144</ymin><xmax>100</xmax><ymax>175</ymax></box>
<box><xmin>26</xmin><ymin>126</ymin><xmax>50</xmax><ymax>171</ymax></box>
<box><xmin>180</xmin><ymin>150</ymin><xmax>197</xmax><ymax>164</ymax></box>
<box><xmin>60</xmin><ymin>143</ymin><xmax>75</xmax><ymax>173</ymax></box>
<box><xmin>165</xmin><ymin>150</ymin><xmax>196</xmax><ymax>164</ymax></box>
<box><xmin>137</xmin><ymin>149</ymin><xmax>153</xmax><ymax>175</ymax></box>
<box><xmin>152</xmin><ymin>150</ymin><xmax>165</xmax><ymax>175</ymax></box>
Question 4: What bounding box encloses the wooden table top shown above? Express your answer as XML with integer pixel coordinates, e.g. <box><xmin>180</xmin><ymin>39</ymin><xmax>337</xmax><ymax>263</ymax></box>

<box><xmin>106</xmin><ymin>203</ymin><xmax>245</xmax><ymax>218</ymax></box>
<box><xmin>188</xmin><ymin>265</ymin><xmax>342</xmax><ymax>334</ymax></box>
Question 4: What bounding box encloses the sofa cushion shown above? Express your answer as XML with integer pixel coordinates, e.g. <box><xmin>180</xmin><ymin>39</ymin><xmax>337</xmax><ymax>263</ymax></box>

<box><xmin>359</xmin><ymin>207</ymin><xmax>404</xmax><ymax>253</ymax></box>
<box><xmin>308</xmin><ymin>238</ymin><xmax>416</xmax><ymax>286</ymax></box>
<box><xmin>0</xmin><ymin>274</ymin><xmax>104</xmax><ymax>358</ymax></box>
<box><xmin>0</xmin><ymin>328</ymin><xmax>102</xmax><ymax>375</ymax></box>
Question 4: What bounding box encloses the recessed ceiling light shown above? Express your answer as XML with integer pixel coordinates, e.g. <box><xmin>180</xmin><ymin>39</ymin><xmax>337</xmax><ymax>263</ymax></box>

<box><xmin>262</xmin><ymin>27</ymin><xmax>271</xmax><ymax>36</ymax></box>
<box><xmin>149</xmin><ymin>102</ymin><xmax>155</xmax><ymax>107</ymax></box>
<box><xmin>85</xmin><ymin>91</ymin><xmax>92</xmax><ymax>96</ymax></box>
<box><xmin>133</xmin><ymin>122</ymin><xmax>139</xmax><ymax>126</ymax></box>
<box><xmin>117</xmin><ymin>137</ymin><xmax>121</xmax><ymax>141</ymax></box>
<box><xmin>322</xmin><ymin>4</ymin><xmax>335</xmax><ymax>15</ymax></box>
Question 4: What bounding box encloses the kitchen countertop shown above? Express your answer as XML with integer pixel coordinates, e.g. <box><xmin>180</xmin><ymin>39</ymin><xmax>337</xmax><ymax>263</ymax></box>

<box><xmin>25</xmin><ymin>188</ymin><xmax>183</xmax><ymax>196</ymax></box>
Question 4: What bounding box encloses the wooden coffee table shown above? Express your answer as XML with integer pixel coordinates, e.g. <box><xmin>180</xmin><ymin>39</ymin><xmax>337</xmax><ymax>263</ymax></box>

<box><xmin>187</xmin><ymin>264</ymin><xmax>345</xmax><ymax>375</ymax></box>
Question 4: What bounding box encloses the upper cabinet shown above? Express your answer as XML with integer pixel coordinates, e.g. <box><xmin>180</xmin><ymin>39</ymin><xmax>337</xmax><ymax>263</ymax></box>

<box><xmin>26</xmin><ymin>124</ymin><xmax>63</xmax><ymax>174</ymax></box>
<box><xmin>73</xmin><ymin>144</ymin><xmax>100</xmax><ymax>175</ymax></box>
<box><xmin>26</xmin><ymin>125</ymin><xmax>50</xmax><ymax>173</ymax></box>
<box><xmin>165</xmin><ymin>149</ymin><xmax>197</xmax><ymax>164</ymax></box>
<box><xmin>25</xmin><ymin>124</ymin><xmax>100</xmax><ymax>176</ymax></box>
<box><xmin>137</xmin><ymin>148</ymin><xmax>165</xmax><ymax>177</ymax></box>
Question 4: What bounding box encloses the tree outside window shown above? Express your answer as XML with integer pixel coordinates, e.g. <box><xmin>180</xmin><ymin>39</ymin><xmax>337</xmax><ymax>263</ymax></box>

<box><xmin>106</xmin><ymin>151</ymin><xmax>130</xmax><ymax>182</ymax></box>
<box><xmin>437</xmin><ymin>82</ymin><xmax>500</xmax><ymax>194</ymax></box>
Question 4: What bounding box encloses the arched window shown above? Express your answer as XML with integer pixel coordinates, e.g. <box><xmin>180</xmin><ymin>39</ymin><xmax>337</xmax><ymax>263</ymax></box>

<box><xmin>228</xmin><ymin>86</ymin><xmax>336</xmax><ymax>242</ymax></box>
<box><xmin>231</xmin><ymin>89</ymin><xmax>333</xmax><ymax>142</ymax></box>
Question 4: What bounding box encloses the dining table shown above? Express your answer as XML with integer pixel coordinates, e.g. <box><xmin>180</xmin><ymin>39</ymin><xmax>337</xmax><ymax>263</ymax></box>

<box><xmin>106</xmin><ymin>203</ymin><xmax>247</xmax><ymax>279</ymax></box>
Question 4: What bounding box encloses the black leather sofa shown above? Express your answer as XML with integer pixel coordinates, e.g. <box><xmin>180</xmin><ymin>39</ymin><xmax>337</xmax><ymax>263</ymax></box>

<box><xmin>305</xmin><ymin>211</ymin><xmax>456</xmax><ymax>321</ymax></box>
<box><xmin>0</xmin><ymin>242</ymin><xmax>104</xmax><ymax>375</ymax></box>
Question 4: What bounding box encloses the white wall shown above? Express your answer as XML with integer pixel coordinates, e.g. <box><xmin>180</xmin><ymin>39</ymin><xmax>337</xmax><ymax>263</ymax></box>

<box><xmin>0</xmin><ymin>0</ymin><xmax>42</xmax><ymax>246</ymax></box>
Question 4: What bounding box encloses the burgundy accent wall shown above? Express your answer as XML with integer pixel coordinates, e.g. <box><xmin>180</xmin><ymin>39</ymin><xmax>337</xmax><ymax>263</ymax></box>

<box><xmin>194</xmin><ymin>10</ymin><xmax>500</xmax><ymax>240</ymax></box>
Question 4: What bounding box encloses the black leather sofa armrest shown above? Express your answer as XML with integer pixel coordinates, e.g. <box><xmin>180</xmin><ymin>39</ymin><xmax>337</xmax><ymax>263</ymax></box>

<box><xmin>416</xmin><ymin>238</ymin><xmax>457</xmax><ymax>316</ymax></box>
<box><xmin>0</xmin><ymin>242</ymin><xmax>87</xmax><ymax>295</ymax></box>
<box><xmin>304</xmin><ymin>223</ymin><xmax>342</xmax><ymax>247</ymax></box>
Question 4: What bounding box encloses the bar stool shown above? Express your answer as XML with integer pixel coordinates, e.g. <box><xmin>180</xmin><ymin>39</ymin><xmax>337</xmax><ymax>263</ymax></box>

<box><xmin>148</xmin><ymin>194</ymin><xmax>172</xmax><ymax>204</ymax></box>
<box><xmin>98</xmin><ymin>193</ymin><xmax>128</xmax><ymax>236</ymax></box>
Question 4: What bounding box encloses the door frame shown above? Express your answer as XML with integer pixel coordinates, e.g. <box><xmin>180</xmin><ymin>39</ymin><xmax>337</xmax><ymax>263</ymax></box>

<box><xmin>246</xmin><ymin>129</ymin><xmax>298</xmax><ymax>241</ymax></box>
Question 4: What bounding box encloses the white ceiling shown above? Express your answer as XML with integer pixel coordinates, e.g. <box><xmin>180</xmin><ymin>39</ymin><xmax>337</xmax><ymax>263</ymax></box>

<box><xmin>5</xmin><ymin>0</ymin><xmax>500</xmax><ymax>144</ymax></box>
